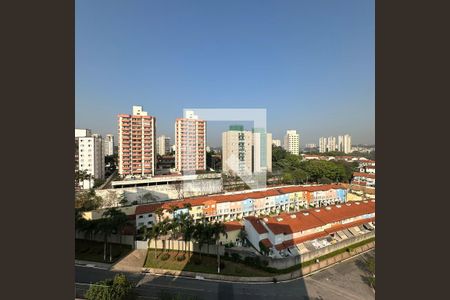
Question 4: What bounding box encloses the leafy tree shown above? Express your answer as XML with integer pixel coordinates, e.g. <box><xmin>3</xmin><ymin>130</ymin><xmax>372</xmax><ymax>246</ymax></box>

<box><xmin>85</xmin><ymin>274</ymin><xmax>136</xmax><ymax>300</ymax></box>
<box><xmin>75</xmin><ymin>190</ymin><xmax>104</xmax><ymax>211</ymax></box>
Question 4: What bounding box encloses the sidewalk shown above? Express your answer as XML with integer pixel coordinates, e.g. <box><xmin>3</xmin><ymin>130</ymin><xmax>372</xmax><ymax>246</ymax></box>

<box><xmin>111</xmin><ymin>249</ymin><xmax>148</xmax><ymax>272</ymax></box>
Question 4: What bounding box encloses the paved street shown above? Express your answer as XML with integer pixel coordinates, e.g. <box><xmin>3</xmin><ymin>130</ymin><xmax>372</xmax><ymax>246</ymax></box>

<box><xmin>75</xmin><ymin>250</ymin><xmax>375</xmax><ymax>300</ymax></box>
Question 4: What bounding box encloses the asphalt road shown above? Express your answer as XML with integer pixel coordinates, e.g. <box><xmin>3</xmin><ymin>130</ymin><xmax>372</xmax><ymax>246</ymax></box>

<box><xmin>75</xmin><ymin>250</ymin><xmax>375</xmax><ymax>300</ymax></box>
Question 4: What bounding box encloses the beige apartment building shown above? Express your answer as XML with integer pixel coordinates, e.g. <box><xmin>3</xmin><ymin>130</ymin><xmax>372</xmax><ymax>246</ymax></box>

<box><xmin>222</xmin><ymin>125</ymin><xmax>253</xmax><ymax>176</ymax></box>
<box><xmin>284</xmin><ymin>130</ymin><xmax>300</xmax><ymax>155</ymax></box>
<box><xmin>175</xmin><ymin>110</ymin><xmax>206</xmax><ymax>172</ymax></box>
<box><xmin>117</xmin><ymin>105</ymin><xmax>156</xmax><ymax>177</ymax></box>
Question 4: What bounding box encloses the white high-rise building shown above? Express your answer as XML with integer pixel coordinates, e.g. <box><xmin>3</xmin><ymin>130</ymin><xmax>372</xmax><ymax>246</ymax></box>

<box><xmin>283</xmin><ymin>130</ymin><xmax>300</xmax><ymax>155</ymax></box>
<box><xmin>253</xmin><ymin>129</ymin><xmax>272</xmax><ymax>173</ymax></box>
<box><xmin>327</xmin><ymin>136</ymin><xmax>336</xmax><ymax>152</ymax></box>
<box><xmin>342</xmin><ymin>134</ymin><xmax>352</xmax><ymax>154</ymax></box>
<box><xmin>319</xmin><ymin>137</ymin><xmax>327</xmax><ymax>153</ymax></box>
<box><xmin>156</xmin><ymin>135</ymin><xmax>171</xmax><ymax>156</ymax></box>
<box><xmin>103</xmin><ymin>134</ymin><xmax>114</xmax><ymax>156</ymax></box>
<box><xmin>272</xmin><ymin>139</ymin><xmax>281</xmax><ymax>147</ymax></box>
<box><xmin>222</xmin><ymin>125</ymin><xmax>253</xmax><ymax>176</ymax></box>
<box><xmin>75</xmin><ymin>129</ymin><xmax>105</xmax><ymax>189</ymax></box>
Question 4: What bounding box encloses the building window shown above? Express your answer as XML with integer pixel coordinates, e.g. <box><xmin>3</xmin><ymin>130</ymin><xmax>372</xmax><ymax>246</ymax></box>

<box><xmin>138</xmin><ymin>215</ymin><xmax>143</xmax><ymax>219</ymax></box>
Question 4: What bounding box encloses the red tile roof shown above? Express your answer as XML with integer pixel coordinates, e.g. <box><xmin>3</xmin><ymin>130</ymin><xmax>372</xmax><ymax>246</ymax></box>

<box><xmin>224</xmin><ymin>221</ymin><xmax>244</xmax><ymax>232</ymax></box>
<box><xmin>309</xmin><ymin>202</ymin><xmax>375</xmax><ymax>225</ymax></box>
<box><xmin>264</xmin><ymin>212</ymin><xmax>324</xmax><ymax>235</ymax></box>
<box><xmin>247</xmin><ymin>201</ymin><xmax>375</xmax><ymax>237</ymax></box>
<box><xmin>245</xmin><ymin>216</ymin><xmax>268</xmax><ymax>234</ymax></box>
<box><xmin>260</xmin><ymin>238</ymin><xmax>273</xmax><ymax>248</ymax></box>
<box><xmin>353</xmin><ymin>172</ymin><xmax>375</xmax><ymax>179</ymax></box>
<box><xmin>135</xmin><ymin>203</ymin><xmax>163</xmax><ymax>215</ymax></box>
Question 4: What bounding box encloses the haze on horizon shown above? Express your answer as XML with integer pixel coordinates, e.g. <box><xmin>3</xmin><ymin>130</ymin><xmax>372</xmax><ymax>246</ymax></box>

<box><xmin>76</xmin><ymin>0</ymin><xmax>375</xmax><ymax>147</ymax></box>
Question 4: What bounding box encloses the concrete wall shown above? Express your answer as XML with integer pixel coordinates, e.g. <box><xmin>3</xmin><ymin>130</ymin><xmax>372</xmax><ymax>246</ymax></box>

<box><xmin>76</xmin><ymin>231</ymin><xmax>135</xmax><ymax>247</ymax></box>
<box><xmin>95</xmin><ymin>178</ymin><xmax>222</xmax><ymax>206</ymax></box>
<box><xmin>136</xmin><ymin>239</ymin><xmax>224</xmax><ymax>255</ymax></box>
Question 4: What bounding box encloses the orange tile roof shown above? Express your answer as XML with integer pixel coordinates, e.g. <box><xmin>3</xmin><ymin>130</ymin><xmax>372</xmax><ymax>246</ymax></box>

<box><xmin>245</xmin><ymin>216</ymin><xmax>268</xmax><ymax>234</ymax></box>
<box><xmin>224</xmin><ymin>221</ymin><xmax>244</xmax><ymax>232</ymax></box>
<box><xmin>310</xmin><ymin>201</ymin><xmax>375</xmax><ymax>225</ymax></box>
<box><xmin>353</xmin><ymin>172</ymin><xmax>375</xmax><ymax>179</ymax></box>
<box><xmin>260</xmin><ymin>238</ymin><xmax>273</xmax><ymax>248</ymax></box>
<box><xmin>135</xmin><ymin>203</ymin><xmax>163</xmax><ymax>215</ymax></box>
<box><xmin>250</xmin><ymin>201</ymin><xmax>375</xmax><ymax>236</ymax></box>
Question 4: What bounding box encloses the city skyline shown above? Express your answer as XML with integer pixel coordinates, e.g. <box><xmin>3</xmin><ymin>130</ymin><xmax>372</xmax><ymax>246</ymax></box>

<box><xmin>76</xmin><ymin>0</ymin><xmax>374</xmax><ymax>146</ymax></box>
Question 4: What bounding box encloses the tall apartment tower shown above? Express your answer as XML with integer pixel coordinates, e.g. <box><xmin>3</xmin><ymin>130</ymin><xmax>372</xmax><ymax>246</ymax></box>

<box><xmin>283</xmin><ymin>130</ymin><xmax>300</xmax><ymax>155</ymax></box>
<box><xmin>319</xmin><ymin>137</ymin><xmax>326</xmax><ymax>153</ymax></box>
<box><xmin>326</xmin><ymin>136</ymin><xmax>336</xmax><ymax>152</ymax></box>
<box><xmin>103</xmin><ymin>134</ymin><xmax>114</xmax><ymax>156</ymax></box>
<box><xmin>222</xmin><ymin>125</ymin><xmax>253</xmax><ymax>176</ymax></box>
<box><xmin>117</xmin><ymin>105</ymin><xmax>156</xmax><ymax>177</ymax></box>
<box><xmin>75</xmin><ymin>129</ymin><xmax>105</xmax><ymax>188</ymax></box>
<box><xmin>175</xmin><ymin>110</ymin><xmax>206</xmax><ymax>173</ymax></box>
<box><xmin>253</xmin><ymin>128</ymin><xmax>272</xmax><ymax>173</ymax></box>
<box><xmin>342</xmin><ymin>134</ymin><xmax>352</xmax><ymax>154</ymax></box>
<box><xmin>156</xmin><ymin>135</ymin><xmax>171</xmax><ymax>156</ymax></box>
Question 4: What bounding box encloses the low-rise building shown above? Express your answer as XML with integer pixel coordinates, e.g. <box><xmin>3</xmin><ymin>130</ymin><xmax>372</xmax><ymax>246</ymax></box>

<box><xmin>352</xmin><ymin>172</ymin><xmax>376</xmax><ymax>188</ymax></box>
<box><xmin>244</xmin><ymin>200</ymin><xmax>375</xmax><ymax>257</ymax></box>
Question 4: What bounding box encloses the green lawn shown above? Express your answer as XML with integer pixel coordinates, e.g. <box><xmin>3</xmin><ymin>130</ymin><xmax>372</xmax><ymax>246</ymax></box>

<box><xmin>75</xmin><ymin>239</ymin><xmax>132</xmax><ymax>263</ymax></box>
<box><xmin>144</xmin><ymin>249</ymin><xmax>273</xmax><ymax>277</ymax></box>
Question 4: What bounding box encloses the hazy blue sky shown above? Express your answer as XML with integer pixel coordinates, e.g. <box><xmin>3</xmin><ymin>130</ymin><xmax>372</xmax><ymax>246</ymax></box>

<box><xmin>76</xmin><ymin>0</ymin><xmax>374</xmax><ymax>147</ymax></box>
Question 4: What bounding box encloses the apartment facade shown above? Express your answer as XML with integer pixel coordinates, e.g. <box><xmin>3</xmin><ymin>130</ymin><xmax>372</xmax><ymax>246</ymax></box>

<box><xmin>283</xmin><ymin>130</ymin><xmax>300</xmax><ymax>155</ymax></box>
<box><xmin>117</xmin><ymin>106</ymin><xmax>156</xmax><ymax>177</ymax></box>
<box><xmin>104</xmin><ymin>134</ymin><xmax>114</xmax><ymax>156</ymax></box>
<box><xmin>156</xmin><ymin>135</ymin><xmax>171</xmax><ymax>156</ymax></box>
<box><xmin>337</xmin><ymin>134</ymin><xmax>352</xmax><ymax>154</ymax></box>
<box><xmin>253</xmin><ymin>129</ymin><xmax>272</xmax><ymax>173</ymax></box>
<box><xmin>75</xmin><ymin>129</ymin><xmax>105</xmax><ymax>188</ymax></box>
<box><xmin>272</xmin><ymin>139</ymin><xmax>281</xmax><ymax>147</ymax></box>
<box><xmin>175</xmin><ymin>111</ymin><xmax>206</xmax><ymax>173</ymax></box>
<box><xmin>222</xmin><ymin>125</ymin><xmax>253</xmax><ymax>176</ymax></box>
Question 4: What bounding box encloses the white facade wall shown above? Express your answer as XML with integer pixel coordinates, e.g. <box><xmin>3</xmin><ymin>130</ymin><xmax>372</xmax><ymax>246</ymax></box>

<box><xmin>243</xmin><ymin>218</ymin><xmax>268</xmax><ymax>251</ymax></box>
<box><xmin>136</xmin><ymin>212</ymin><xmax>156</xmax><ymax>229</ymax></box>
<box><xmin>104</xmin><ymin>134</ymin><xmax>114</xmax><ymax>156</ymax></box>
<box><xmin>222</xmin><ymin>130</ymin><xmax>253</xmax><ymax>176</ymax></box>
<box><xmin>253</xmin><ymin>132</ymin><xmax>272</xmax><ymax>173</ymax></box>
<box><xmin>272</xmin><ymin>139</ymin><xmax>281</xmax><ymax>147</ymax></box>
<box><xmin>283</xmin><ymin>130</ymin><xmax>300</xmax><ymax>155</ymax></box>
<box><xmin>77</xmin><ymin>134</ymin><xmax>105</xmax><ymax>186</ymax></box>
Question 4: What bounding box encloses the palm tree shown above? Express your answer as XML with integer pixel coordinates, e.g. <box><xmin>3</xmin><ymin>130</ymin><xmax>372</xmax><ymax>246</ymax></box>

<box><xmin>94</xmin><ymin>218</ymin><xmax>114</xmax><ymax>262</ymax></box>
<box><xmin>145</xmin><ymin>224</ymin><xmax>160</xmax><ymax>259</ymax></box>
<box><xmin>192</xmin><ymin>222</ymin><xmax>207</xmax><ymax>258</ymax></box>
<box><xmin>159</xmin><ymin>218</ymin><xmax>170</xmax><ymax>253</ymax></box>
<box><xmin>154</xmin><ymin>207</ymin><xmax>164</xmax><ymax>223</ymax></box>
<box><xmin>212</xmin><ymin>222</ymin><xmax>227</xmax><ymax>274</ymax></box>
<box><xmin>238</xmin><ymin>228</ymin><xmax>247</xmax><ymax>246</ymax></box>
<box><xmin>180</xmin><ymin>213</ymin><xmax>194</xmax><ymax>255</ymax></box>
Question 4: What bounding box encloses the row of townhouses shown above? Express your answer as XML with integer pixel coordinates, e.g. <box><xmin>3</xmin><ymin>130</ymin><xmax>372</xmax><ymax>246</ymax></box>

<box><xmin>83</xmin><ymin>184</ymin><xmax>349</xmax><ymax>230</ymax></box>
<box><xmin>244</xmin><ymin>200</ymin><xmax>375</xmax><ymax>258</ymax></box>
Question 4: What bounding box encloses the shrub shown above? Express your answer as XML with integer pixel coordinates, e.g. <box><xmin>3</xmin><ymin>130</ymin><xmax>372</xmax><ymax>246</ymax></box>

<box><xmin>224</xmin><ymin>252</ymin><xmax>229</xmax><ymax>258</ymax></box>
<box><xmin>261</xmin><ymin>260</ymin><xmax>269</xmax><ymax>267</ymax></box>
<box><xmin>235</xmin><ymin>266</ymin><xmax>243</xmax><ymax>274</ymax></box>
<box><xmin>131</xmin><ymin>201</ymin><xmax>138</xmax><ymax>205</ymax></box>
<box><xmin>85</xmin><ymin>274</ymin><xmax>136</xmax><ymax>300</ymax></box>
<box><xmin>219</xmin><ymin>262</ymin><xmax>225</xmax><ymax>270</ymax></box>
<box><xmin>160</xmin><ymin>253</ymin><xmax>170</xmax><ymax>261</ymax></box>
<box><xmin>176</xmin><ymin>255</ymin><xmax>186</xmax><ymax>262</ymax></box>
<box><xmin>231</xmin><ymin>253</ymin><xmax>241</xmax><ymax>262</ymax></box>
<box><xmin>272</xmin><ymin>278</ymin><xmax>278</xmax><ymax>283</ymax></box>
<box><xmin>193</xmin><ymin>257</ymin><xmax>202</xmax><ymax>265</ymax></box>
